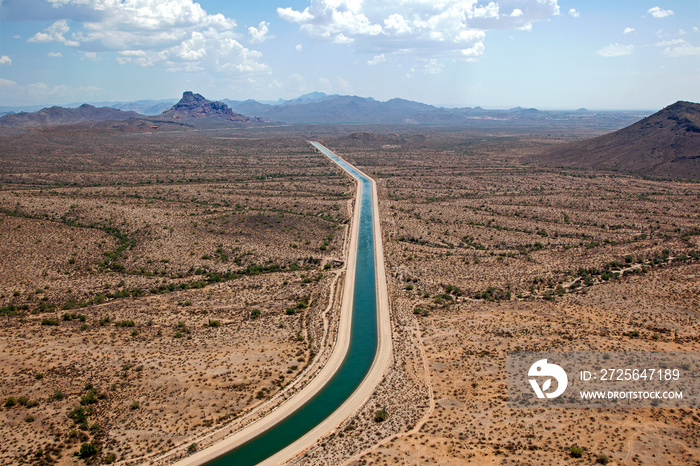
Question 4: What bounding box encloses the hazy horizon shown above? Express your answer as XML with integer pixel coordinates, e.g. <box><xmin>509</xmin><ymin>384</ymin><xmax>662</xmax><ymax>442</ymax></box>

<box><xmin>1</xmin><ymin>1</ymin><xmax>699</xmax><ymax>109</ymax></box>
<box><xmin>0</xmin><ymin>90</ymin><xmax>664</xmax><ymax>114</ymax></box>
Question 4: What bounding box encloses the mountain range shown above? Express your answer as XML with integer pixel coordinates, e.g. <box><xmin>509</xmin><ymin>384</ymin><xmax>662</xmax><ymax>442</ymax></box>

<box><xmin>0</xmin><ymin>91</ymin><xmax>698</xmax><ymax>179</ymax></box>
<box><xmin>1</xmin><ymin>91</ymin><xmax>648</xmax><ymax>129</ymax></box>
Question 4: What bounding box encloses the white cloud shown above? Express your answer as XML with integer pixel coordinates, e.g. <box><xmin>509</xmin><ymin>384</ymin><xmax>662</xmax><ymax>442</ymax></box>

<box><xmin>48</xmin><ymin>51</ymin><xmax>62</xmax><ymax>57</ymax></box>
<box><xmin>295</xmin><ymin>43</ymin><xmax>303</xmax><ymax>52</ymax></box>
<box><xmin>367</xmin><ymin>54</ymin><xmax>386</xmax><ymax>65</ymax></box>
<box><xmin>648</xmin><ymin>6</ymin><xmax>674</xmax><ymax>19</ymax></box>
<box><xmin>423</xmin><ymin>58</ymin><xmax>443</xmax><ymax>74</ymax></box>
<box><xmin>248</xmin><ymin>21</ymin><xmax>273</xmax><ymax>44</ymax></box>
<box><xmin>21</xmin><ymin>0</ymin><xmax>268</xmax><ymax>77</ymax></box>
<box><xmin>568</xmin><ymin>8</ymin><xmax>579</xmax><ymax>18</ymax></box>
<box><xmin>81</xmin><ymin>51</ymin><xmax>100</xmax><ymax>61</ymax></box>
<box><xmin>657</xmin><ymin>39</ymin><xmax>700</xmax><ymax>57</ymax></box>
<box><xmin>623</xmin><ymin>27</ymin><xmax>635</xmax><ymax>34</ymax></box>
<box><xmin>596</xmin><ymin>43</ymin><xmax>634</xmax><ymax>57</ymax></box>
<box><xmin>28</xmin><ymin>20</ymin><xmax>80</xmax><ymax>47</ymax></box>
<box><xmin>0</xmin><ymin>55</ymin><xmax>11</xmax><ymax>65</ymax></box>
<box><xmin>278</xmin><ymin>0</ymin><xmax>561</xmax><ymax>61</ymax></box>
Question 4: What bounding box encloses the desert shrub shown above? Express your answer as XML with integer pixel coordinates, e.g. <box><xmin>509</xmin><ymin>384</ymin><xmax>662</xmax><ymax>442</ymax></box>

<box><xmin>130</xmin><ymin>400</ymin><xmax>139</xmax><ymax>410</ymax></box>
<box><xmin>250</xmin><ymin>309</ymin><xmax>261</xmax><ymax>318</ymax></box>
<box><xmin>285</xmin><ymin>308</ymin><xmax>296</xmax><ymax>315</ymax></box>
<box><xmin>374</xmin><ymin>409</ymin><xmax>388</xmax><ymax>422</ymax></box>
<box><xmin>4</xmin><ymin>397</ymin><xmax>16</xmax><ymax>408</ymax></box>
<box><xmin>51</xmin><ymin>391</ymin><xmax>65</xmax><ymax>401</ymax></box>
<box><xmin>41</xmin><ymin>318</ymin><xmax>59</xmax><ymax>326</ymax></box>
<box><xmin>208</xmin><ymin>319</ymin><xmax>221</xmax><ymax>327</ymax></box>
<box><xmin>596</xmin><ymin>453</ymin><xmax>610</xmax><ymax>464</ymax></box>
<box><xmin>78</xmin><ymin>442</ymin><xmax>97</xmax><ymax>459</ymax></box>
<box><xmin>80</xmin><ymin>389</ymin><xmax>102</xmax><ymax>405</ymax></box>
<box><xmin>114</xmin><ymin>320</ymin><xmax>135</xmax><ymax>327</ymax></box>
<box><xmin>569</xmin><ymin>445</ymin><xmax>584</xmax><ymax>458</ymax></box>
<box><xmin>105</xmin><ymin>453</ymin><xmax>117</xmax><ymax>464</ymax></box>
<box><xmin>68</xmin><ymin>406</ymin><xmax>87</xmax><ymax>424</ymax></box>
<box><xmin>188</xmin><ymin>443</ymin><xmax>198</xmax><ymax>453</ymax></box>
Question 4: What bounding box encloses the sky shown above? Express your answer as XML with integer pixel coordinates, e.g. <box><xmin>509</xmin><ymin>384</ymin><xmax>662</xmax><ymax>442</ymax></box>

<box><xmin>0</xmin><ymin>0</ymin><xmax>698</xmax><ymax>109</ymax></box>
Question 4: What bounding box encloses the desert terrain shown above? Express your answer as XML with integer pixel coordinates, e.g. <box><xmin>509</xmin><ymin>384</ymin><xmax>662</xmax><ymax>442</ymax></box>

<box><xmin>289</xmin><ymin>131</ymin><xmax>699</xmax><ymax>465</ymax></box>
<box><xmin>0</xmin><ymin>127</ymin><xmax>354</xmax><ymax>465</ymax></box>
<box><xmin>1</xmin><ymin>122</ymin><xmax>699</xmax><ymax>466</ymax></box>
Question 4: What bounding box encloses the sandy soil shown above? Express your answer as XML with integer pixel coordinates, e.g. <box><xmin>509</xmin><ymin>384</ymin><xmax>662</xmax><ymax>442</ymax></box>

<box><xmin>0</xmin><ymin>131</ymin><xmax>352</xmax><ymax>465</ymax></box>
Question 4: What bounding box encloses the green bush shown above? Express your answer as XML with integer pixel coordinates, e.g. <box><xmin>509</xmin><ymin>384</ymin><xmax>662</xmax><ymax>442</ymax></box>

<box><xmin>68</xmin><ymin>406</ymin><xmax>87</xmax><ymax>424</ymax></box>
<box><xmin>41</xmin><ymin>318</ymin><xmax>59</xmax><ymax>326</ymax></box>
<box><xmin>78</xmin><ymin>442</ymin><xmax>98</xmax><ymax>459</ymax></box>
<box><xmin>569</xmin><ymin>445</ymin><xmax>584</xmax><ymax>458</ymax></box>
<box><xmin>374</xmin><ymin>409</ymin><xmax>388</xmax><ymax>422</ymax></box>
<box><xmin>285</xmin><ymin>308</ymin><xmax>296</xmax><ymax>315</ymax></box>
<box><xmin>250</xmin><ymin>309</ymin><xmax>261</xmax><ymax>319</ymax></box>
<box><xmin>114</xmin><ymin>320</ymin><xmax>135</xmax><ymax>327</ymax></box>
<box><xmin>596</xmin><ymin>453</ymin><xmax>610</xmax><ymax>464</ymax></box>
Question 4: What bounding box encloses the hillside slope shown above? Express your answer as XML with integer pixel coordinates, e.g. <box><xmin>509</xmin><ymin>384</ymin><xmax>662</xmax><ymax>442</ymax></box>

<box><xmin>536</xmin><ymin>101</ymin><xmax>700</xmax><ymax>179</ymax></box>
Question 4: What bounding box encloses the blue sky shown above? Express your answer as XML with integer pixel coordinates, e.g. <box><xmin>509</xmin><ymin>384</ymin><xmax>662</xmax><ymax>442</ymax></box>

<box><xmin>0</xmin><ymin>0</ymin><xmax>698</xmax><ymax>109</ymax></box>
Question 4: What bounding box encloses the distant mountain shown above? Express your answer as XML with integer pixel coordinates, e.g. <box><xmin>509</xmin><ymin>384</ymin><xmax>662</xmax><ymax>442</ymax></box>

<box><xmin>535</xmin><ymin>101</ymin><xmax>700</xmax><ymax>179</ymax></box>
<box><xmin>224</xmin><ymin>94</ymin><xmax>645</xmax><ymax>127</ymax></box>
<box><xmin>158</xmin><ymin>91</ymin><xmax>260</xmax><ymax>126</ymax></box>
<box><xmin>226</xmin><ymin>94</ymin><xmax>462</xmax><ymax>124</ymax></box>
<box><xmin>109</xmin><ymin>99</ymin><xmax>176</xmax><ymax>115</ymax></box>
<box><xmin>0</xmin><ymin>104</ymin><xmax>142</xmax><ymax>127</ymax></box>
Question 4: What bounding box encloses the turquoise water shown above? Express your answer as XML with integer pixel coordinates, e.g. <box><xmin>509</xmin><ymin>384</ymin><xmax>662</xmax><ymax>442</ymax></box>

<box><xmin>205</xmin><ymin>142</ymin><xmax>378</xmax><ymax>465</ymax></box>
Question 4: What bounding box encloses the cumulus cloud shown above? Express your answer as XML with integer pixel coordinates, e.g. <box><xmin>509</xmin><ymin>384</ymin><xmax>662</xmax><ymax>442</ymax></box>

<box><xmin>367</xmin><ymin>54</ymin><xmax>386</xmax><ymax>65</ymax></box>
<box><xmin>20</xmin><ymin>0</ymin><xmax>268</xmax><ymax>77</ymax></box>
<box><xmin>623</xmin><ymin>27</ymin><xmax>635</xmax><ymax>34</ymax></box>
<box><xmin>48</xmin><ymin>51</ymin><xmax>62</xmax><ymax>57</ymax></box>
<box><xmin>0</xmin><ymin>55</ymin><xmax>11</xmax><ymax>65</ymax></box>
<box><xmin>248</xmin><ymin>21</ymin><xmax>273</xmax><ymax>44</ymax></box>
<box><xmin>596</xmin><ymin>43</ymin><xmax>634</xmax><ymax>57</ymax></box>
<box><xmin>568</xmin><ymin>8</ymin><xmax>579</xmax><ymax>18</ymax></box>
<box><xmin>648</xmin><ymin>6</ymin><xmax>674</xmax><ymax>18</ymax></box>
<box><xmin>278</xmin><ymin>0</ymin><xmax>561</xmax><ymax>60</ymax></box>
<box><xmin>28</xmin><ymin>19</ymin><xmax>80</xmax><ymax>46</ymax></box>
